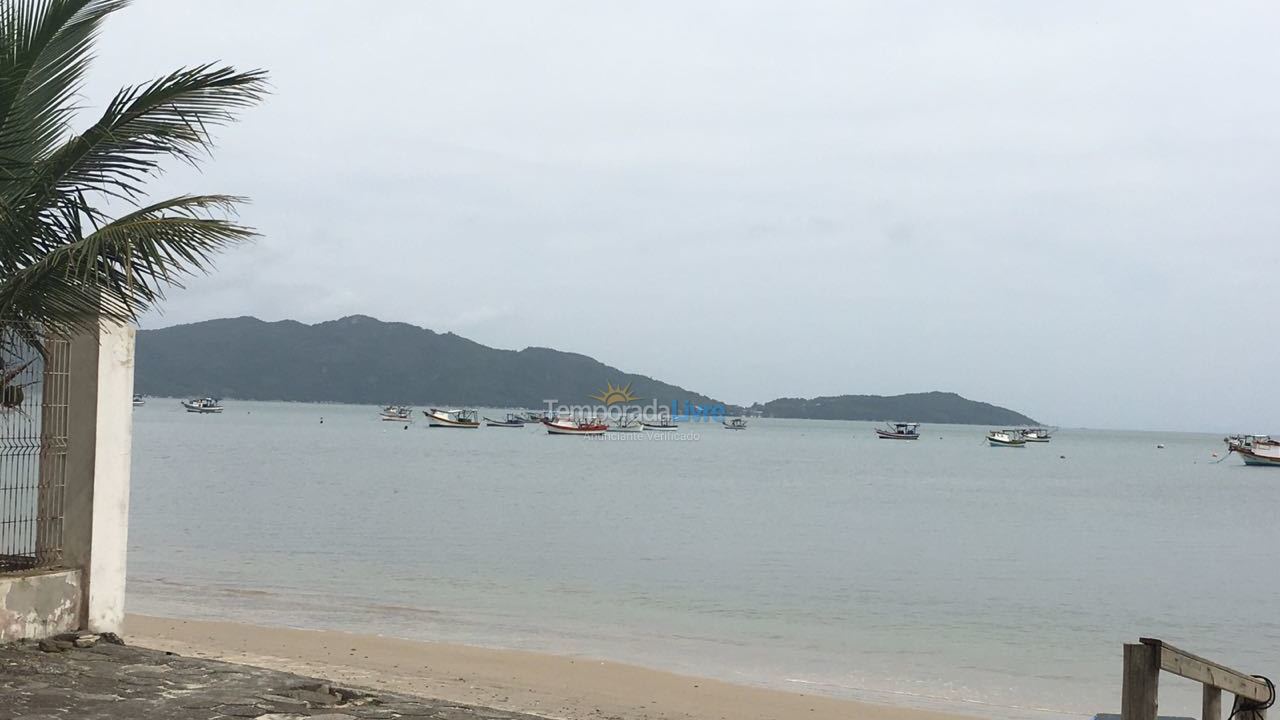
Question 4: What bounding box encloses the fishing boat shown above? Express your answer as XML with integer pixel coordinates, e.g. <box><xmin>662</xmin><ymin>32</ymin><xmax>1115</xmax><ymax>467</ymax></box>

<box><xmin>987</xmin><ymin>429</ymin><xmax>1026</xmax><ymax>447</ymax></box>
<box><xmin>1235</xmin><ymin>445</ymin><xmax>1280</xmax><ymax>466</ymax></box>
<box><xmin>520</xmin><ymin>410</ymin><xmax>549</xmax><ymax>423</ymax></box>
<box><xmin>607</xmin><ymin>418</ymin><xmax>644</xmax><ymax>433</ymax></box>
<box><xmin>875</xmin><ymin>422</ymin><xmax>920</xmax><ymax>440</ymax></box>
<box><xmin>641</xmin><ymin>418</ymin><xmax>679</xmax><ymax>430</ymax></box>
<box><xmin>182</xmin><ymin>397</ymin><xmax>223</xmax><ymax>414</ymax></box>
<box><xmin>1224</xmin><ymin>434</ymin><xmax>1280</xmax><ymax>466</ymax></box>
<box><xmin>1225</xmin><ymin>434</ymin><xmax>1276</xmax><ymax>451</ymax></box>
<box><xmin>131</xmin><ymin>394</ymin><xmax>145</xmax><ymax>407</ymax></box>
<box><xmin>542</xmin><ymin>417</ymin><xmax>608</xmax><ymax>436</ymax></box>
<box><xmin>484</xmin><ymin>413</ymin><xmax>525</xmax><ymax>428</ymax></box>
<box><xmin>723</xmin><ymin>417</ymin><xmax>748</xmax><ymax>430</ymax></box>
<box><xmin>424</xmin><ymin>408</ymin><xmax>480</xmax><ymax>428</ymax></box>
<box><xmin>379</xmin><ymin>405</ymin><xmax>412</xmax><ymax>421</ymax></box>
<box><xmin>1020</xmin><ymin>427</ymin><xmax>1052</xmax><ymax>442</ymax></box>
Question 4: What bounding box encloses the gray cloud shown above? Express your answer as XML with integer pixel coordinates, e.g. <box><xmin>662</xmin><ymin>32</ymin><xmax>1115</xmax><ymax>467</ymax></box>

<box><xmin>85</xmin><ymin>1</ymin><xmax>1280</xmax><ymax>431</ymax></box>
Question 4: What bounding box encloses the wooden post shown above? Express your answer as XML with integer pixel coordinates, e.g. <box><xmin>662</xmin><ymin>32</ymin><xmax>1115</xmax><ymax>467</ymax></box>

<box><xmin>1203</xmin><ymin>686</ymin><xmax>1222</xmax><ymax>720</ymax></box>
<box><xmin>1122</xmin><ymin>642</ymin><xmax>1160</xmax><ymax>720</ymax></box>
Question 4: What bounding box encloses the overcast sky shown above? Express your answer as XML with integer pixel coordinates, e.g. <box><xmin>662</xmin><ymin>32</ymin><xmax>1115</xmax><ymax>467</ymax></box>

<box><xmin>85</xmin><ymin>1</ymin><xmax>1280</xmax><ymax>431</ymax></box>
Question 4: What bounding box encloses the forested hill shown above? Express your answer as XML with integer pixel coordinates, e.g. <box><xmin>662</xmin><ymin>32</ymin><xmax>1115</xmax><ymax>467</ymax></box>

<box><xmin>136</xmin><ymin>316</ymin><xmax>1040</xmax><ymax>425</ymax></box>
<box><xmin>753</xmin><ymin>392</ymin><xmax>1038</xmax><ymax>425</ymax></box>
<box><xmin>135</xmin><ymin>315</ymin><xmax>722</xmax><ymax>408</ymax></box>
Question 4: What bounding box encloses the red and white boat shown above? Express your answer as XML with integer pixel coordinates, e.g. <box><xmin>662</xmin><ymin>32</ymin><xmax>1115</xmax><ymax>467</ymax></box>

<box><xmin>424</xmin><ymin>408</ymin><xmax>480</xmax><ymax>428</ymax></box>
<box><xmin>542</xmin><ymin>417</ymin><xmax>608</xmax><ymax>436</ymax></box>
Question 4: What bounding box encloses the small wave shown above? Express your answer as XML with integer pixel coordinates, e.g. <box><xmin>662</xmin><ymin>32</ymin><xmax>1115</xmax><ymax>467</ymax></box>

<box><xmin>367</xmin><ymin>603</ymin><xmax>443</xmax><ymax>617</ymax></box>
<box><xmin>220</xmin><ymin>587</ymin><xmax>275</xmax><ymax>597</ymax></box>
<box><xmin>782</xmin><ymin>677</ymin><xmax>1089</xmax><ymax>718</ymax></box>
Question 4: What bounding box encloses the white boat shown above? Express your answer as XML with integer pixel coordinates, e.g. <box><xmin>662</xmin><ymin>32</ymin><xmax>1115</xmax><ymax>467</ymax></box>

<box><xmin>1225</xmin><ymin>434</ymin><xmax>1280</xmax><ymax>466</ymax></box>
<box><xmin>131</xmin><ymin>394</ymin><xmax>145</xmax><ymax>407</ymax></box>
<box><xmin>723</xmin><ymin>417</ymin><xmax>748</xmax><ymax>430</ymax></box>
<box><xmin>484</xmin><ymin>413</ymin><xmax>526</xmax><ymax>428</ymax></box>
<box><xmin>379</xmin><ymin>405</ymin><xmax>412</xmax><ymax>421</ymax></box>
<box><xmin>607</xmin><ymin>419</ymin><xmax>644</xmax><ymax>433</ymax></box>
<box><xmin>987</xmin><ymin>429</ymin><xmax>1025</xmax><ymax>447</ymax></box>
<box><xmin>1225</xmin><ymin>434</ymin><xmax>1275</xmax><ymax>451</ymax></box>
<box><xmin>1237</xmin><ymin>446</ymin><xmax>1280</xmax><ymax>466</ymax></box>
<box><xmin>1020</xmin><ymin>427</ymin><xmax>1052</xmax><ymax>442</ymax></box>
<box><xmin>182</xmin><ymin>397</ymin><xmax>223</xmax><ymax>414</ymax></box>
<box><xmin>875</xmin><ymin>422</ymin><xmax>919</xmax><ymax>440</ymax></box>
<box><xmin>424</xmin><ymin>408</ymin><xmax>480</xmax><ymax>428</ymax></box>
<box><xmin>543</xmin><ymin>417</ymin><xmax>608</xmax><ymax>436</ymax></box>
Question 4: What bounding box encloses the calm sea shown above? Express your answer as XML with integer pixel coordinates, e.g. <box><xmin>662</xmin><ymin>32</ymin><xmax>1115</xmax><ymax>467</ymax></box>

<box><xmin>127</xmin><ymin>400</ymin><xmax>1280</xmax><ymax>719</ymax></box>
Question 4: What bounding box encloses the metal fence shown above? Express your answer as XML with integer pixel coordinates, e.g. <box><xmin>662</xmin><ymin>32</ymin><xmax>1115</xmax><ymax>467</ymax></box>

<box><xmin>0</xmin><ymin>326</ymin><xmax>70</xmax><ymax>572</ymax></box>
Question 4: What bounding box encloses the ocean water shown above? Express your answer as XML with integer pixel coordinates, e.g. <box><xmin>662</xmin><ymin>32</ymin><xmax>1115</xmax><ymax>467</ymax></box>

<box><xmin>127</xmin><ymin>400</ymin><xmax>1280</xmax><ymax>719</ymax></box>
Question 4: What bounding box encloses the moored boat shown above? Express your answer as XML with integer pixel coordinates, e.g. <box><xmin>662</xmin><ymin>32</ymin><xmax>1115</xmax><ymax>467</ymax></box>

<box><xmin>1236</xmin><ymin>446</ymin><xmax>1280</xmax><ymax>466</ymax></box>
<box><xmin>875</xmin><ymin>422</ymin><xmax>920</xmax><ymax>440</ymax></box>
<box><xmin>484</xmin><ymin>413</ymin><xmax>526</xmax><ymax>428</ymax></box>
<box><xmin>1019</xmin><ymin>427</ymin><xmax>1052</xmax><ymax>442</ymax></box>
<box><xmin>380</xmin><ymin>405</ymin><xmax>412</xmax><ymax>421</ymax></box>
<box><xmin>1224</xmin><ymin>434</ymin><xmax>1280</xmax><ymax>466</ymax></box>
<box><xmin>1225</xmin><ymin>434</ymin><xmax>1276</xmax><ymax>451</ymax></box>
<box><xmin>182</xmin><ymin>397</ymin><xmax>223</xmax><ymax>414</ymax></box>
<box><xmin>723</xmin><ymin>417</ymin><xmax>748</xmax><ymax>430</ymax></box>
<box><xmin>542</xmin><ymin>417</ymin><xmax>608</xmax><ymax>436</ymax></box>
<box><xmin>132</xmin><ymin>394</ymin><xmax>145</xmax><ymax>407</ymax></box>
<box><xmin>424</xmin><ymin>408</ymin><xmax>480</xmax><ymax>428</ymax></box>
<box><xmin>641</xmin><ymin>419</ymin><xmax>679</xmax><ymax>431</ymax></box>
<box><xmin>988</xmin><ymin>429</ymin><xmax>1025</xmax><ymax>447</ymax></box>
<box><xmin>607</xmin><ymin>418</ymin><xmax>644</xmax><ymax>433</ymax></box>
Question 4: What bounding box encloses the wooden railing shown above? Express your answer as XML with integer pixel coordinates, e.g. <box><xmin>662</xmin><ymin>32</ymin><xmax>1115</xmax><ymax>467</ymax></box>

<box><xmin>1123</xmin><ymin>638</ymin><xmax>1272</xmax><ymax>720</ymax></box>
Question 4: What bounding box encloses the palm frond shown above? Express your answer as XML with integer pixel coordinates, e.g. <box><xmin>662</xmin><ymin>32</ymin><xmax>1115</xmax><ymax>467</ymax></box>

<box><xmin>0</xmin><ymin>1</ymin><xmax>267</xmax><ymax>344</ymax></box>
<box><xmin>0</xmin><ymin>193</ymin><xmax>257</xmax><ymax>336</ymax></box>
<box><xmin>0</xmin><ymin>0</ymin><xmax>127</xmax><ymax>175</ymax></box>
<box><xmin>33</xmin><ymin>63</ymin><xmax>268</xmax><ymax>203</ymax></box>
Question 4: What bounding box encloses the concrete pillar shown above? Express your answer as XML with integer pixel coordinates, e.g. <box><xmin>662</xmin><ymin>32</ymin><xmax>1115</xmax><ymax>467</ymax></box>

<box><xmin>62</xmin><ymin>320</ymin><xmax>134</xmax><ymax>634</ymax></box>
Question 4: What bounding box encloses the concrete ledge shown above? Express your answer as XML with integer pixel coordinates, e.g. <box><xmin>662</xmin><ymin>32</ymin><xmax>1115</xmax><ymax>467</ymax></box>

<box><xmin>0</xmin><ymin>568</ymin><xmax>82</xmax><ymax>642</ymax></box>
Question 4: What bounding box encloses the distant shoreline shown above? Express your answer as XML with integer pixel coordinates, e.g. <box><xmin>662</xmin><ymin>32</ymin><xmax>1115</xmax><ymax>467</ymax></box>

<box><xmin>140</xmin><ymin>395</ymin><xmax>1055</xmax><ymax>428</ymax></box>
<box><xmin>125</xmin><ymin>614</ymin><xmax>979</xmax><ymax>720</ymax></box>
<box><xmin>135</xmin><ymin>315</ymin><xmax>1039</xmax><ymax>425</ymax></box>
<box><xmin>141</xmin><ymin>395</ymin><xmax>1227</xmax><ymax>433</ymax></box>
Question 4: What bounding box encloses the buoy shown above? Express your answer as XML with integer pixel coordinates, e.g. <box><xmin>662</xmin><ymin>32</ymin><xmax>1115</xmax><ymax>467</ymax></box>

<box><xmin>1059</xmin><ymin>455</ymin><xmax>1066</xmax><ymax>459</ymax></box>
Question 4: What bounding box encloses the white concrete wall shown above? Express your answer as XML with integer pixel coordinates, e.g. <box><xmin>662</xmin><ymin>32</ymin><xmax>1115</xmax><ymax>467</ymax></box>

<box><xmin>62</xmin><ymin>320</ymin><xmax>135</xmax><ymax>635</ymax></box>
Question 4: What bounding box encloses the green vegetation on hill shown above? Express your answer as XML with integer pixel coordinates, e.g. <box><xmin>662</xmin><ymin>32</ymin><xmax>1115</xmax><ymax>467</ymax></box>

<box><xmin>136</xmin><ymin>316</ymin><xmax>1040</xmax><ymax>425</ymax></box>
<box><xmin>753</xmin><ymin>392</ymin><xmax>1038</xmax><ymax>425</ymax></box>
<box><xmin>135</xmin><ymin>315</ymin><xmax>722</xmax><ymax>409</ymax></box>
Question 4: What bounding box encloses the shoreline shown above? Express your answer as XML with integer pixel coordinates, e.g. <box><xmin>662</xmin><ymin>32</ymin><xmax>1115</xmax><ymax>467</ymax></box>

<box><xmin>125</xmin><ymin>614</ymin><xmax>981</xmax><ymax>720</ymax></box>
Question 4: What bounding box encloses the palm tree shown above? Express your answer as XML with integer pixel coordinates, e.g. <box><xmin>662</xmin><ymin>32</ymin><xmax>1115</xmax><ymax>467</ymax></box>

<box><xmin>0</xmin><ymin>0</ymin><xmax>267</xmax><ymax>364</ymax></box>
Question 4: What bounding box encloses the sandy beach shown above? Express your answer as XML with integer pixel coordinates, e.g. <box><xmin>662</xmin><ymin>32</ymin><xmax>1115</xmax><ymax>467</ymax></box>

<box><xmin>125</xmin><ymin>614</ymin><xmax>976</xmax><ymax>720</ymax></box>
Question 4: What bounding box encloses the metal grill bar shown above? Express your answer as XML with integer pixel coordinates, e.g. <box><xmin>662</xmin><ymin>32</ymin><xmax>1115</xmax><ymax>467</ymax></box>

<box><xmin>0</xmin><ymin>327</ymin><xmax>70</xmax><ymax>573</ymax></box>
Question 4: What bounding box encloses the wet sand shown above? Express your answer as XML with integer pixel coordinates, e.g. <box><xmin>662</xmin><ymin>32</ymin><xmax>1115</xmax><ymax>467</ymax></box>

<box><xmin>125</xmin><ymin>614</ymin><xmax>977</xmax><ymax>720</ymax></box>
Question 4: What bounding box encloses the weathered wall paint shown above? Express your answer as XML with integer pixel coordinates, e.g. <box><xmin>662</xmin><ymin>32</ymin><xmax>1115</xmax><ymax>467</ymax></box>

<box><xmin>63</xmin><ymin>321</ymin><xmax>134</xmax><ymax>635</ymax></box>
<box><xmin>3</xmin><ymin>320</ymin><xmax>134</xmax><ymax>642</ymax></box>
<box><xmin>0</xmin><ymin>569</ymin><xmax>81</xmax><ymax>642</ymax></box>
